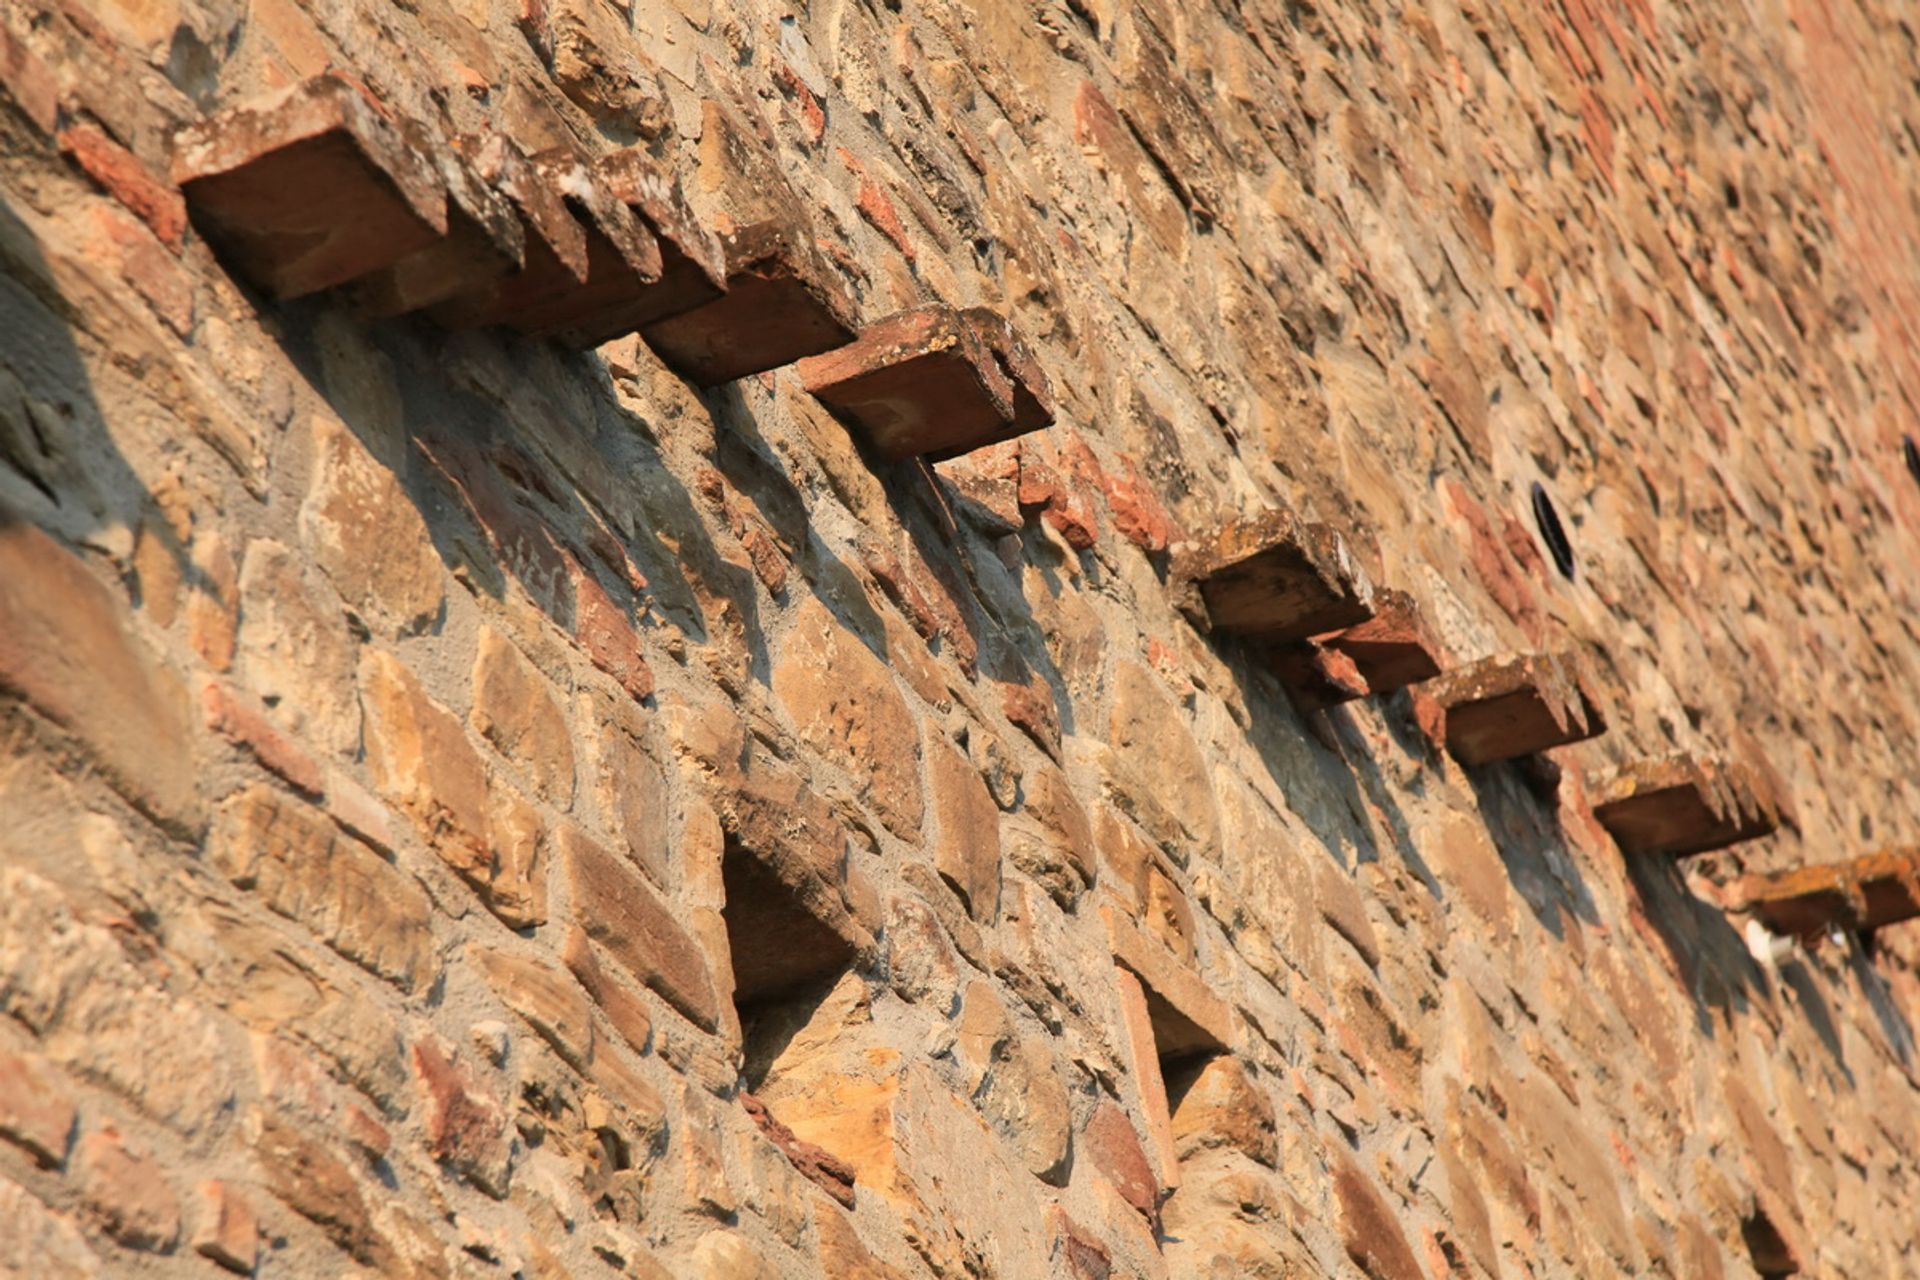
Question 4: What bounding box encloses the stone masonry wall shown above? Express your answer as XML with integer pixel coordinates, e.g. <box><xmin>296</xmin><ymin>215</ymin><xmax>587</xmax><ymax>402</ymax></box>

<box><xmin>4</xmin><ymin>0</ymin><xmax>1920</xmax><ymax>1276</ymax></box>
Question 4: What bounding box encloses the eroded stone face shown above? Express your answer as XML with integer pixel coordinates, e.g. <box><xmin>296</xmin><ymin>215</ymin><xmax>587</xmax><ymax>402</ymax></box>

<box><xmin>9</xmin><ymin>0</ymin><xmax>1920</xmax><ymax>1276</ymax></box>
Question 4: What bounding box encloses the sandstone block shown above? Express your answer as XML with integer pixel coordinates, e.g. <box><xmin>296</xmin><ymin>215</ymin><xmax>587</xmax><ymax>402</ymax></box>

<box><xmin>642</xmin><ymin>219</ymin><xmax>858</xmax><ymax>386</ymax></box>
<box><xmin>798</xmin><ymin>305</ymin><xmax>1054</xmax><ymax>462</ymax></box>
<box><xmin>955</xmin><ymin>980</ymin><xmax>1071</xmax><ymax>1183</ymax></box>
<box><xmin>201</xmin><ymin>678</ymin><xmax>323</xmax><ymax>796</ymax></box>
<box><xmin>516</xmin><ymin>147</ymin><xmax>665</xmax><ymax>346</ymax></box>
<box><xmin>1426</xmin><ymin>651</ymin><xmax>1606</xmax><ymax>764</ymax></box>
<box><xmin>1591</xmin><ymin>754</ymin><xmax>1780</xmax><ymax>857</ymax></box>
<box><xmin>771</xmin><ymin>599</ymin><xmax>923</xmax><ymax>840</ymax></box>
<box><xmin>75</xmin><ymin>1123</ymin><xmax>180</xmax><ymax>1251</ymax></box>
<box><xmin>0</xmin><ymin>518</ymin><xmax>198</xmax><ymax>834</ymax></box>
<box><xmin>354</xmin><ymin>130</ymin><xmax>526</xmax><ymax>318</ymax></box>
<box><xmin>1083</xmin><ymin>1100</ymin><xmax>1159</xmax><ymax>1219</ymax></box>
<box><xmin>0</xmin><ymin>1048</ymin><xmax>75</xmax><ymax>1168</ymax></box>
<box><xmin>1106</xmin><ymin>660</ymin><xmax>1218</xmax><ymax>862</ymax></box>
<box><xmin>1168</xmin><ymin>1056</ymin><xmax>1277</xmax><ymax>1168</ymax></box>
<box><xmin>1180</xmin><ymin>508</ymin><xmax>1376</xmax><ymax>643</ymax></box>
<box><xmin>1105</xmin><ymin>905</ymin><xmax>1233</xmax><ymax>1056</ymax></box>
<box><xmin>473</xmin><ymin>625</ymin><xmax>576</xmax><ymax>807</ymax></box>
<box><xmin>928</xmin><ymin>734</ymin><xmax>1002</xmax><ymax>921</ymax></box>
<box><xmin>252</xmin><ymin>1111</ymin><xmax>392</xmax><ymax>1268</ymax></box>
<box><xmin>1333</xmin><ymin>1154</ymin><xmax>1426</xmax><ymax>1280</ymax></box>
<box><xmin>360</xmin><ymin>649</ymin><xmax>491</xmax><ymax>877</ymax></box>
<box><xmin>191</xmin><ymin>1180</ymin><xmax>259</xmax><ymax>1275</ymax></box>
<box><xmin>237</xmin><ymin>538</ymin><xmax>361</xmax><ymax>759</ymax></box>
<box><xmin>1727</xmin><ymin>847</ymin><xmax>1920</xmax><ymax>937</ymax></box>
<box><xmin>559</xmin><ymin>826</ymin><xmax>719</xmax><ymax>1032</ymax></box>
<box><xmin>171</xmin><ymin>75</ymin><xmax>448</xmax><ymax>297</ymax></box>
<box><xmin>210</xmin><ymin>784</ymin><xmax>437</xmax><ymax>992</ymax></box>
<box><xmin>435</xmin><ymin>133</ymin><xmax>593</xmax><ymax>329</ymax></box>
<box><xmin>301</xmin><ymin>416</ymin><xmax>445</xmax><ymax>638</ymax></box>
<box><xmin>471</xmin><ymin>943</ymin><xmax>595</xmax><ymax>1071</ymax></box>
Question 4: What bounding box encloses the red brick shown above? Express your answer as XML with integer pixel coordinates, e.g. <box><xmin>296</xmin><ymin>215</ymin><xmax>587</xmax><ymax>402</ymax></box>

<box><xmin>1083</xmin><ymin>1101</ymin><xmax>1159</xmax><ymax>1219</ymax></box>
<box><xmin>171</xmin><ymin>75</ymin><xmax>449</xmax><ymax>298</ymax></box>
<box><xmin>1324</xmin><ymin>588</ymin><xmax>1447</xmax><ymax>692</ymax></box>
<box><xmin>799</xmin><ymin>305</ymin><xmax>1055</xmax><ymax>463</ymax></box>
<box><xmin>61</xmin><ymin>120</ymin><xmax>187</xmax><ymax>250</ymax></box>
<box><xmin>572</xmin><ymin>556</ymin><xmax>654</xmax><ymax>702</ymax></box>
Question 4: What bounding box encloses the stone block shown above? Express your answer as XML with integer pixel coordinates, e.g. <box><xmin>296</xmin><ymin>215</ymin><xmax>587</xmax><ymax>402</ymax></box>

<box><xmin>1323</xmin><ymin>588</ymin><xmax>1447</xmax><ymax>691</ymax></box>
<box><xmin>75</xmin><ymin>1123</ymin><xmax>180</xmax><ymax>1251</ymax></box>
<box><xmin>1104</xmin><ymin>905</ymin><xmax>1233</xmax><ymax>1058</ymax></box>
<box><xmin>1332</xmin><ymin>1152</ymin><xmax>1425</xmax><ymax>1280</ymax></box>
<box><xmin>300</xmin><ymin>415</ymin><xmax>445</xmax><ymax>638</ymax></box>
<box><xmin>798</xmin><ymin>305</ymin><xmax>1055</xmax><ymax>463</ymax></box>
<box><xmin>1270</xmin><ymin>638</ymin><xmax>1370</xmax><ymax>713</ymax></box>
<box><xmin>1591</xmin><ymin>754</ymin><xmax>1780</xmax><ymax>857</ymax></box>
<box><xmin>191</xmin><ymin>1180</ymin><xmax>258</xmax><ymax>1275</ymax></box>
<box><xmin>1083</xmin><ymin>1100</ymin><xmax>1159</xmax><ymax>1219</ymax></box>
<box><xmin>927</xmin><ymin>734</ymin><xmax>1002</xmax><ymax>921</ymax></box>
<box><xmin>171</xmin><ymin>75</ymin><xmax>448</xmax><ymax>298</ymax></box>
<box><xmin>641</xmin><ymin>219</ymin><xmax>857</xmax><ymax>386</ymax></box>
<box><xmin>559</xmin><ymin>825</ymin><xmax>720</xmax><ymax>1032</ymax></box>
<box><xmin>1180</xmin><ymin>508</ymin><xmax>1376</xmax><ymax>644</ymax></box>
<box><xmin>1167</xmin><ymin>1055</ymin><xmax>1277</xmax><ymax>1168</ymax></box>
<box><xmin>209</xmin><ymin>784</ymin><xmax>438</xmax><ymax>993</ymax></box>
<box><xmin>595</xmin><ymin>147</ymin><xmax>727</xmax><ymax>325</ymax></box>
<box><xmin>0</xmin><ymin>519</ymin><xmax>199</xmax><ymax>835</ymax></box>
<box><xmin>472</xmin><ymin>625</ymin><xmax>576</xmax><ymax>807</ymax></box>
<box><xmin>410</xmin><ymin>1037</ymin><xmax>512</xmax><ymax>1198</ymax></box>
<box><xmin>1425</xmin><ymin>651</ymin><xmax>1606</xmax><ymax>764</ymax></box>
<box><xmin>0</xmin><ymin>1048</ymin><xmax>74</xmax><ymax>1168</ymax></box>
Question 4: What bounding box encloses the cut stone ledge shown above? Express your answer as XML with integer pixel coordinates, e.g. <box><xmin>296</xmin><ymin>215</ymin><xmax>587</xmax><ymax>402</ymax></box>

<box><xmin>642</xmin><ymin>219</ymin><xmax>858</xmax><ymax>386</ymax></box>
<box><xmin>1424</xmin><ymin>651</ymin><xmax>1606</xmax><ymax>764</ymax></box>
<box><xmin>172</xmin><ymin>74</ymin><xmax>448</xmax><ymax>299</ymax></box>
<box><xmin>1321</xmin><ymin>588</ymin><xmax>1446</xmax><ymax>692</ymax></box>
<box><xmin>797</xmin><ymin>305</ymin><xmax>1056</xmax><ymax>463</ymax></box>
<box><xmin>1177</xmin><ymin>509</ymin><xmax>1376</xmax><ymax>645</ymax></box>
<box><xmin>1590</xmin><ymin>754</ymin><xmax>1781</xmax><ymax>857</ymax></box>
<box><xmin>1725</xmin><ymin>848</ymin><xmax>1920</xmax><ymax>938</ymax></box>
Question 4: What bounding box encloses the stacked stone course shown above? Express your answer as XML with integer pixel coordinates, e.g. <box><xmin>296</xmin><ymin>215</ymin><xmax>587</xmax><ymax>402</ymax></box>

<box><xmin>4</xmin><ymin>0</ymin><xmax>1920</xmax><ymax>1277</ymax></box>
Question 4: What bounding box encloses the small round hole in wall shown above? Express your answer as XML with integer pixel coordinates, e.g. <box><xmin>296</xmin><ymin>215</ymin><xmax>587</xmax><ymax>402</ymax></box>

<box><xmin>1531</xmin><ymin>481</ymin><xmax>1576</xmax><ymax>581</ymax></box>
<box><xmin>1904</xmin><ymin>434</ymin><xmax>1920</xmax><ymax>486</ymax></box>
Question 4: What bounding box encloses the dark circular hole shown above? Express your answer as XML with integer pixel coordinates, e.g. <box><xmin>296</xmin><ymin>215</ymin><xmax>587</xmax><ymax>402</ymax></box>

<box><xmin>1531</xmin><ymin>481</ymin><xmax>1576</xmax><ymax>581</ymax></box>
<box><xmin>1904</xmin><ymin>434</ymin><xmax>1920</xmax><ymax>486</ymax></box>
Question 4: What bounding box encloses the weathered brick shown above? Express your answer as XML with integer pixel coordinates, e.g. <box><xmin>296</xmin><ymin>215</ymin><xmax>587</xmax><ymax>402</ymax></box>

<box><xmin>252</xmin><ymin>1111</ymin><xmax>394</xmax><ymax>1269</ymax></box>
<box><xmin>171</xmin><ymin>75</ymin><xmax>449</xmax><ymax>298</ymax></box>
<box><xmin>61</xmin><ymin>120</ymin><xmax>186</xmax><ymax>250</ymax></box>
<box><xmin>1590</xmin><ymin>754</ymin><xmax>1780</xmax><ymax>857</ymax></box>
<box><xmin>1323</xmin><ymin>588</ymin><xmax>1447</xmax><ymax>692</ymax></box>
<box><xmin>0</xmin><ymin>518</ymin><xmax>199</xmax><ymax>835</ymax></box>
<box><xmin>209</xmin><ymin>784</ymin><xmax>438</xmax><ymax>992</ymax></box>
<box><xmin>1083</xmin><ymin>1100</ymin><xmax>1159</xmax><ymax>1219</ymax></box>
<box><xmin>200</xmin><ymin>678</ymin><xmax>323</xmax><ymax>796</ymax></box>
<box><xmin>558</xmin><ymin>825</ymin><xmax>719</xmax><ymax>1032</ymax></box>
<box><xmin>411</xmin><ymin>1037</ymin><xmax>512</xmax><ymax>1198</ymax></box>
<box><xmin>1426</xmin><ymin>651</ymin><xmax>1606</xmax><ymax>764</ymax></box>
<box><xmin>1333</xmin><ymin>1153</ymin><xmax>1425</xmax><ymax>1280</ymax></box>
<box><xmin>1179</xmin><ymin>508</ymin><xmax>1376</xmax><ymax>644</ymax></box>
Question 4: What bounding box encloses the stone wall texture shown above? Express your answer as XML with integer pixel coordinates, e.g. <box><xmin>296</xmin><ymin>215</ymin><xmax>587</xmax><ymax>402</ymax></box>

<box><xmin>4</xmin><ymin>0</ymin><xmax>1920</xmax><ymax>1275</ymax></box>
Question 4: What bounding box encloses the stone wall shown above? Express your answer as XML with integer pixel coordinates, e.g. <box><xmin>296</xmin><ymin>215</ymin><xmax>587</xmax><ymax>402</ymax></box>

<box><xmin>3</xmin><ymin>0</ymin><xmax>1920</xmax><ymax>1276</ymax></box>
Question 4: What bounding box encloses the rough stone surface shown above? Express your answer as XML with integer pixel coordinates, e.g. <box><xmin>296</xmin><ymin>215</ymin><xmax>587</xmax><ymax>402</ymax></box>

<box><xmin>9</xmin><ymin>1</ymin><xmax>1920</xmax><ymax>1277</ymax></box>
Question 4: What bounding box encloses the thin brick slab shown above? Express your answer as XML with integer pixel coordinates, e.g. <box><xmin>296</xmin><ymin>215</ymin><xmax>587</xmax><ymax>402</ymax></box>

<box><xmin>1323</xmin><ymin>589</ymin><xmax>1446</xmax><ymax>692</ymax></box>
<box><xmin>595</xmin><ymin>148</ymin><xmax>727</xmax><ymax>327</ymax></box>
<box><xmin>172</xmin><ymin>75</ymin><xmax>447</xmax><ymax>299</ymax></box>
<box><xmin>1727</xmin><ymin>849</ymin><xmax>1920</xmax><ymax>937</ymax></box>
<box><xmin>354</xmin><ymin>126</ymin><xmax>525</xmax><ymax>317</ymax></box>
<box><xmin>1270</xmin><ymin>640</ymin><xmax>1370</xmax><ymax>713</ymax></box>
<box><xmin>516</xmin><ymin>148</ymin><xmax>663</xmax><ymax>345</ymax></box>
<box><xmin>797</xmin><ymin>305</ymin><xmax>1056</xmax><ymax>463</ymax></box>
<box><xmin>641</xmin><ymin>219</ymin><xmax>858</xmax><ymax>385</ymax></box>
<box><xmin>1591</xmin><ymin>755</ymin><xmax>1781</xmax><ymax>857</ymax></box>
<box><xmin>433</xmin><ymin>134</ymin><xmax>592</xmax><ymax>331</ymax></box>
<box><xmin>1180</xmin><ymin>510</ymin><xmax>1376</xmax><ymax>644</ymax></box>
<box><xmin>1426</xmin><ymin>651</ymin><xmax>1606</xmax><ymax>764</ymax></box>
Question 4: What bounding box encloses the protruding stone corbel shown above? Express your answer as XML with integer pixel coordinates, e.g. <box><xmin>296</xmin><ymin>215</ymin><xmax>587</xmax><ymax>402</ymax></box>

<box><xmin>641</xmin><ymin>219</ymin><xmax>859</xmax><ymax>385</ymax></box>
<box><xmin>796</xmin><ymin>305</ymin><xmax>1056</xmax><ymax>462</ymax></box>
<box><xmin>595</xmin><ymin>148</ymin><xmax>727</xmax><ymax>327</ymax></box>
<box><xmin>1321</xmin><ymin>589</ymin><xmax>1446</xmax><ymax>693</ymax></box>
<box><xmin>1726</xmin><ymin>848</ymin><xmax>1920</xmax><ymax>938</ymax></box>
<box><xmin>1175</xmin><ymin>509</ymin><xmax>1376</xmax><ymax>646</ymax></box>
<box><xmin>172</xmin><ymin>74</ymin><xmax>449</xmax><ymax>298</ymax></box>
<box><xmin>1423</xmin><ymin>651</ymin><xmax>1606</xmax><ymax>764</ymax></box>
<box><xmin>1591</xmin><ymin>754</ymin><xmax>1781</xmax><ymax>857</ymax></box>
